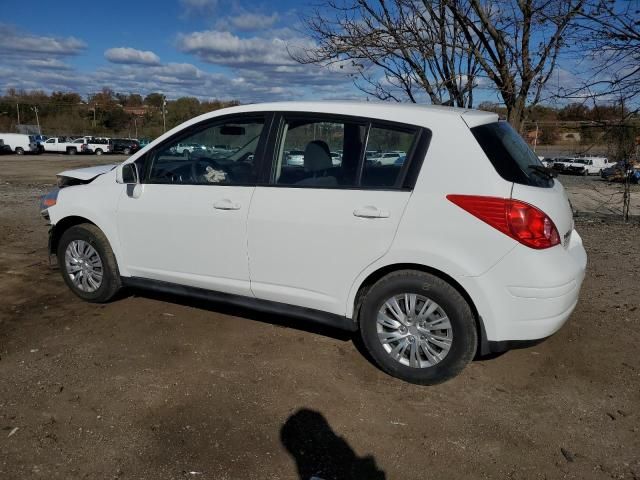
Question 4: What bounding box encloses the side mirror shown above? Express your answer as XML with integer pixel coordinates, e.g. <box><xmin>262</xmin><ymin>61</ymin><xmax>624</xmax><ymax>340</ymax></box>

<box><xmin>116</xmin><ymin>163</ymin><xmax>139</xmax><ymax>184</ymax></box>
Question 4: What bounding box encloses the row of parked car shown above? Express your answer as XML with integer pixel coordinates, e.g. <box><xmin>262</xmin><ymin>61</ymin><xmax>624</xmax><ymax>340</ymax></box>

<box><xmin>542</xmin><ymin>155</ymin><xmax>640</xmax><ymax>183</ymax></box>
<box><xmin>0</xmin><ymin>133</ymin><xmax>149</xmax><ymax>156</ymax></box>
<box><xmin>542</xmin><ymin>155</ymin><xmax>613</xmax><ymax>176</ymax></box>
<box><xmin>284</xmin><ymin>149</ymin><xmax>407</xmax><ymax>167</ymax></box>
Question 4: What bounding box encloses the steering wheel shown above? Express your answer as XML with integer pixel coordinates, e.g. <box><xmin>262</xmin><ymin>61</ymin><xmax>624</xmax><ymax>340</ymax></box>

<box><xmin>190</xmin><ymin>158</ymin><xmax>229</xmax><ymax>183</ymax></box>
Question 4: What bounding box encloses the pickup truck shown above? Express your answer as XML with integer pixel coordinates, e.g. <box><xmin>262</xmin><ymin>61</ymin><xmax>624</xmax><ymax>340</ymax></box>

<box><xmin>42</xmin><ymin>137</ymin><xmax>112</xmax><ymax>155</ymax></box>
<box><xmin>79</xmin><ymin>137</ymin><xmax>113</xmax><ymax>155</ymax></box>
<box><xmin>42</xmin><ymin>137</ymin><xmax>88</xmax><ymax>155</ymax></box>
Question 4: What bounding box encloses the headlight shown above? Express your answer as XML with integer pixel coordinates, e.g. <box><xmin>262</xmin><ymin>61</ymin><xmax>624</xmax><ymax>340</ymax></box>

<box><xmin>39</xmin><ymin>187</ymin><xmax>60</xmax><ymax>213</ymax></box>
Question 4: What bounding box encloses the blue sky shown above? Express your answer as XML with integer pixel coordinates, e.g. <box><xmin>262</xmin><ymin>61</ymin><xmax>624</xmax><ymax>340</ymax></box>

<box><xmin>0</xmin><ymin>0</ymin><xmax>360</xmax><ymax>102</ymax></box>
<box><xmin>1</xmin><ymin>0</ymin><xmax>622</xmax><ymax>107</ymax></box>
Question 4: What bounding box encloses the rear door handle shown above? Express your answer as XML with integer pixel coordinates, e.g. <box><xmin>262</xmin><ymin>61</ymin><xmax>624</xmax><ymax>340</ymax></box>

<box><xmin>353</xmin><ymin>206</ymin><xmax>390</xmax><ymax>218</ymax></box>
<box><xmin>213</xmin><ymin>199</ymin><xmax>241</xmax><ymax>210</ymax></box>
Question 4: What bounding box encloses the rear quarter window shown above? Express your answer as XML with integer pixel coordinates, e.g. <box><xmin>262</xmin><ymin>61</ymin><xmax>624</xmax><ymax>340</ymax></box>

<box><xmin>471</xmin><ymin>122</ymin><xmax>553</xmax><ymax>188</ymax></box>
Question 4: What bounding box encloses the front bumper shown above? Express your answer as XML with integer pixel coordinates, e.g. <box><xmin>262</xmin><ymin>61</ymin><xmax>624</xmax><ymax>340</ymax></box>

<box><xmin>461</xmin><ymin>229</ymin><xmax>587</xmax><ymax>345</ymax></box>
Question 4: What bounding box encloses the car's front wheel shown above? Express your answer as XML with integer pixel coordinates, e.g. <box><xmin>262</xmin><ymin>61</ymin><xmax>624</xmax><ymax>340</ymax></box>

<box><xmin>359</xmin><ymin>270</ymin><xmax>477</xmax><ymax>385</ymax></box>
<box><xmin>123</xmin><ymin>147</ymin><xmax>131</xmax><ymax>155</ymax></box>
<box><xmin>95</xmin><ymin>148</ymin><xmax>103</xmax><ymax>156</ymax></box>
<box><xmin>57</xmin><ymin>224</ymin><xmax>121</xmax><ymax>303</ymax></box>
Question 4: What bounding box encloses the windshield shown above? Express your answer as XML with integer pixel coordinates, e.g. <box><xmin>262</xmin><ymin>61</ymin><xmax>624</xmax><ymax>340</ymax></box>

<box><xmin>471</xmin><ymin>121</ymin><xmax>553</xmax><ymax>188</ymax></box>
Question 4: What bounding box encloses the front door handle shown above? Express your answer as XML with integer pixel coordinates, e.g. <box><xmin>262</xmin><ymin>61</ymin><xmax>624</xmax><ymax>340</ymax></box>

<box><xmin>213</xmin><ymin>199</ymin><xmax>241</xmax><ymax>210</ymax></box>
<box><xmin>353</xmin><ymin>206</ymin><xmax>390</xmax><ymax>218</ymax></box>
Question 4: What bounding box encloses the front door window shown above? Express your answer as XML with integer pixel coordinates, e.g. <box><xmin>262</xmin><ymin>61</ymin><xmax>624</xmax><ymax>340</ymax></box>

<box><xmin>147</xmin><ymin>118</ymin><xmax>265</xmax><ymax>185</ymax></box>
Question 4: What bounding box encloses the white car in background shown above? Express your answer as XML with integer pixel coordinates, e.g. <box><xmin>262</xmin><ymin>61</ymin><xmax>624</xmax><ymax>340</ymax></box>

<box><xmin>0</xmin><ymin>133</ymin><xmax>39</xmax><ymax>154</ymax></box>
<box><xmin>378</xmin><ymin>151</ymin><xmax>406</xmax><ymax>165</ymax></box>
<box><xmin>40</xmin><ymin>101</ymin><xmax>586</xmax><ymax>385</ymax></box>
<box><xmin>285</xmin><ymin>150</ymin><xmax>305</xmax><ymax>166</ymax></box>
<box><xmin>43</xmin><ymin>137</ymin><xmax>85</xmax><ymax>155</ymax></box>
<box><xmin>571</xmin><ymin>156</ymin><xmax>612</xmax><ymax>175</ymax></box>
<box><xmin>173</xmin><ymin>143</ymin><xmax>208</xmax><ymax>158</ymax></box>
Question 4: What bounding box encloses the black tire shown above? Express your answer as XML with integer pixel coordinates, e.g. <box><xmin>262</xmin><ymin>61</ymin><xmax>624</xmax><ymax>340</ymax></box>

<box><xmin>57</xmin><ymin>224</ymin><xmax>121</xmax><ymax>303</ymax></box>
<box><xmin>95</xmin><ymin>148</ymin><xmax>103</xmax><ymax>156</ymax></box>
<box><xmin>15</xmin><ymin>147</ymin><xmax>24</xmax><ymax>155</ymax></box>
<box><xmin>67</xmin><ymin>147</ymin><xmax>77</xmax><ymax>155</ymax></box>
<box><xmin>359</xmin><ymin>270</ymin><xmax>477</xmax><ymax>385</ymax></box>
<box><xmin>123</xmin><ymin>147</ymin><xmax>131</xmax><ymax>155</ymax></box>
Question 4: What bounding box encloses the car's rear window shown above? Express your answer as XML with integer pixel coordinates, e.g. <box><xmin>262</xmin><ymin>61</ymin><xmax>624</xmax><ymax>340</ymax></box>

<box><xmin>471</xmin><ymin>121</ymin><xmax>553</xmax><ymax>188</ymax></box>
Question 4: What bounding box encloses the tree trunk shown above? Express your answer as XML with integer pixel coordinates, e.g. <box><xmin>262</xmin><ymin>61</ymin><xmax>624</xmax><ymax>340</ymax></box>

<box><xmin>506</xmin><ymin>98</ymin><xmax>527</xmax><ymax>133</ymax></box>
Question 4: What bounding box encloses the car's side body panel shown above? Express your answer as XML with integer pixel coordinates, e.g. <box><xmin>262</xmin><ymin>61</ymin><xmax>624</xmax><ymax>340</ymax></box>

<box><xmin>248</xmin><ymin>188</ymin><xmax>412</xmax><ymax>315</ymax></box>
<box><xmin>49</xmin><ymin>170</ymin><xmax>128</xmax><ymax>274</ymax></box>
<box><xmin>116</xmin><ymin>183</ymin><xmax>255</xmax><ymax>297</ymax></box>
<box><xmin>345</xmin><ymin>113</ymin><xmax>517</xmax><ymax>325</ymax></box>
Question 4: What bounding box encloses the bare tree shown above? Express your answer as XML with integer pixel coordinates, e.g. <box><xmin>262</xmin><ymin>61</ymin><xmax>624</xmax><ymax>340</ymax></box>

<box><xmin>298</xmin><ymin>0</ymin><xmax>587</xmax><ymax>131</ymax></box>
<box><xmin>447</xmin><ymin>0</ymin><xmax>586</xmax><ymax>131</ymax></box>
<box><xmin>296</xmin><ymin>0</ymin><xmax>484</xmax><ymax>107</ymax></box>
<box><xmin>562</xmin><ymin>0</ymin><xmax>640</xmax><ymax>112</ymax></box>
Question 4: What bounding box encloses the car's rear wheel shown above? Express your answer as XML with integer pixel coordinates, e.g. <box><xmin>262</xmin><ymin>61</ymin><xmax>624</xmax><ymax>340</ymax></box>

<box><xmin>95</xmin><ymin>148</ymin><xmax>103</xmax><ymax>156</ymax></box>
<box><xmin>15</xmin><ymin>147</ymin><xmax>24</xmax><ymax>155</ymax></box>
<box><xmin>359</xmin><ymin>270</ymin><xmax>477</xmax><ymax>385</ymax></box>
<box><xmin>57</xmin><ymin>224</ymin><xmax>121</xmax><ymax>303</ymax></box>
<box><xmin>123</xmin><ymin>147</ymin><xmax>131</xmax><ymax>155</ymax></box>
<box><xmin>68</xmin><ymin>148</ymin><xmax>77</xmax><ymax>155</ymax></box>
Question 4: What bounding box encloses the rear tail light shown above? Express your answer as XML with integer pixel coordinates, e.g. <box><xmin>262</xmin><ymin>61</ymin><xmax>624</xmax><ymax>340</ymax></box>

<box><xmin>447</xmin><ymin>195</ymin><xmax>560</xmax><ymax>249</ymax></box>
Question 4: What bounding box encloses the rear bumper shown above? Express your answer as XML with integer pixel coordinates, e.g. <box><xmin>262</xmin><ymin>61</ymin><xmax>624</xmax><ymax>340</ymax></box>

<box><xmin>461</xmin><ymin>229</ymin><xmax>587</xmax><ymax>345</ymax></box>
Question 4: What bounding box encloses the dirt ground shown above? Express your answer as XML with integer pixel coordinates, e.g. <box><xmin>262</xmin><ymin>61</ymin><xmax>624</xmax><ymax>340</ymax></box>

<box><xmin>559</xmin><ymin>175</ymin><xmax>640</xmax><ymax>218</ymax></box>
<box><xmin>1</xmin><ymin>155</ymin><xmax>639</xmax><ymax>480</ymax></box>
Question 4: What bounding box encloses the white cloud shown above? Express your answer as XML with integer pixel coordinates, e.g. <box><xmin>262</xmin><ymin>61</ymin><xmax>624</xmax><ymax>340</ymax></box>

<box><xmin>105</xmin><ymin>47</ymin><xmax>161</xmax><ymax>66</ymax></box>
<box><xmin>24</xmin><ymin>59</ymin><xmax>71</xmax><ymax>70</ymax></box>
<box><xmin>0</xmin><ymin>23</ymin><xmax>85</xmax><ymax>56</ymax></box>
<box><xmin>0</xmin><ymin>22</ymin><xmax>357</xmax><ymax>103</ymax></box>
<box><xmin>228</xmin><ymin>13</ymin><xmax>279</xmax><ymax>31</ymax></box>
<box><xmin>177</xmin><ymin>30</ymin><xmax>311</xmax><ymax>66</ymax></box>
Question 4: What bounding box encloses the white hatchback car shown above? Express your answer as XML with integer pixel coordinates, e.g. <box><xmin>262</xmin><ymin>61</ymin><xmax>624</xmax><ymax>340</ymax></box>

<box><xmin>41</xmin><ymin>102</ymin><xmax>587</xmax><ymax>384</ymax></box>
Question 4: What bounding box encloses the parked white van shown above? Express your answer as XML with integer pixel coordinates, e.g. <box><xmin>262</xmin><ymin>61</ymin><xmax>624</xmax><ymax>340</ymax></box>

<box><xmin>39</xmin><ymin>102</ymin><xmax>587</xmax><ymax>384</ymax></box>
<box><xmin>573</xmin><ymin>156</ymin><xmax>612</xmax><ymax>175</ymax></box>
<box><xmin>0</xmin><ymin>133</ymin><xmax>39</xmax><ymax>154</ymax></box>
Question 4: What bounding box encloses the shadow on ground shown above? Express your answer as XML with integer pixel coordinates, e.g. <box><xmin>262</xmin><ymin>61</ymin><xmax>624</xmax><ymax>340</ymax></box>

<box><xmin>281</xmin><ymin>409</ymin><xmax>386</xmax><ymax>480</ymax></box>
<box><xmin>127</xmin><ymin>287</ymin><xmax>354</xmax><ymax>341</ymax></box>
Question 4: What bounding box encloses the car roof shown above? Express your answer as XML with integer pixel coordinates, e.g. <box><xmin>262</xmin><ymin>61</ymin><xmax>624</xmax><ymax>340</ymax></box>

<box><xmin>188</xmin><ymin>101</ymin><xmax>499</xmax><ymax>129</ymax></box>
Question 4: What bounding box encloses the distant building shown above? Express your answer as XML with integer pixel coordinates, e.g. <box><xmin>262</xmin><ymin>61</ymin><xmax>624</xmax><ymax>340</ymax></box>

<box><xmin>560</xmin><ymin>131</ymin><xmax>581</xmax><ymax>141</ymax></box>
<box><xmin>123</xmin><ymin>105</ymin><xmax>149</xmax><ymax>116</ymax></box>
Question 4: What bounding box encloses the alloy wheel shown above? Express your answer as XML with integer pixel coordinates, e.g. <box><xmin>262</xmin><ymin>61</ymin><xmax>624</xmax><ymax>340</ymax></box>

<box><xmin>376</xmin><ymin>293</ymin><xmax>453</xmax><ymax>368</ymax></box>
<box><xmin>64</xmin><ymin>240</ymin><xmax>103</xmax><ymax>293</ymax></box>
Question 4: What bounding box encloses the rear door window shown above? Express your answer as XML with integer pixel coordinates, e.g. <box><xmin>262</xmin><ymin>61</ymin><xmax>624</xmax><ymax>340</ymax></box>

<box><xmin>273</xmin><ymin>118</ymin><xmax>366</xmax><ymax>187</ymax></box>
<box><xmin>269</xmin><ymin>114</ymin><xmax>425</xmax><ymax>190</ymax></box>
<box><xmin>471</xmin><ymin>121</ymin><xmax>553</xmax><ymax>187</ymax></box>
<box><xmin>362</xmin><ymin>125</ymin><xmax>417</xmax><ymax>188</ymax></box>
